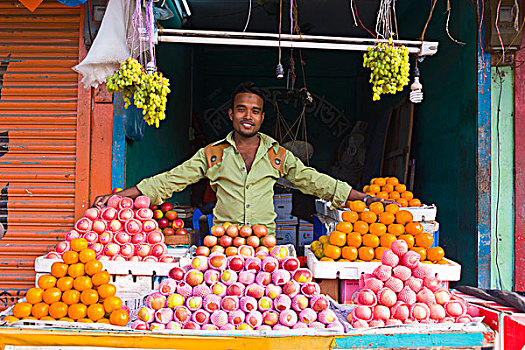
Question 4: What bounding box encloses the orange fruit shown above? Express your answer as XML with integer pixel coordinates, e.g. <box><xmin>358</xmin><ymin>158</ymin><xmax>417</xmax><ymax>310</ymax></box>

<box><xmin>382</xmin><ymin>184</ymin><xmax>394</xmax><ymax>193</ymax></box>
<box><xmin>386</xmin><ymin>177</ymin><xmax>399</xmax><ymax>185</ymax></box>
<box><xmin>380</xmin><ymin>233</ymin><xmax>397</xmax><ymax>248</ymax></box>
<box><xmin>338</xmin><ymin>259</ymin><xmax>350</xmax><ymax>262</ymax></box>
<box><xmin>87</xmin><ymin>303</ymin><xmax>105</xmax><ymax>321</ymax></box>
<box><xmin>103</xmin><ymin>296</ymin><xmax>123</xmax><ymax>314</ymax></box>
<box><xmin>40</xmin><ymin>316</ymin><xmax>55</xmax><ymax>321</ymax></box>
<box><xmin>341</xmin><ymin>246</ymin><xmax>358</xmax><ymax>261</ymax></box>
<box><xmin>362</xmin><ymin>185</ymin><xmax>370</xmax><ymax>193</ymax></box>
<box><xmin>51</xmin><ymin>262</ymin><xmax>69</xmax><ymax>278</ymax></box>
<box><xmin>395</xmin><ymin>184</ymin><xmax>406</xmax><ymax>192</ymax></box>
<box><xmin>97</xmin><ymin>283</ymin><xmax>116</xmax><ymax>299</ymax></box>
<box><xmin>3</xmin><ymin>316</ymin><xmax>19</xmax><ymax>323</ymax></box>
<box><xmin>349</xmin><ymin>200</ymin><xmax>366</xmax><ymax>213</ymax></box>
<box><xmin>401</xmin><ymin>191</ymin><xmax>414</xmax><ymax>200</ymax></box>
<box><xmin>360</xmin><ymin>211</ymin><xmax>377</xmax><ymax>224</ymax></box>
<box><xmin>320</xmin><ymin>257</ymin><xmax>334</xmax><ymax>262</ymax></box>
<box><xmin>341</xmin><ymin>211</ymin><xmax>359</xmax><ymax>223</ymax></box>
<box><xmin>92</xmin><ymin>271</ymin><xmax>111</xmax><ymax>286</ymax></box>
<box><xmin>78</xmin><ymin>318</ymin><xmax>94</xmax><ymax>323</ymax></box>
<box><xmin>427</xmin><ymin>247</ymin><xmax>445</xmax><ymax>262</ymax></box>
<box><xmin>346</xmin><ymin>232</ymin><xmax>362</xmax><ymax>248</ymax></box>
<box><xmin>388</xmin><ymin>191</ymin><xmax>400</xmax><ymax>200</ymax></box>
<box><xmin>369</xmin><ymin>223</ymin><xmax>387</xmax><ymax>236</ymax></box>
<box><xmin>353</xmin><ymin>221</ymin><xmax>369</xmax><ymax>235</ymax></box>
<box><xmin>369</xmin><ymin>202</ymin><xmax>384</xmax><ymax>215</ymax></box>
<box><xmin>369</xmin><ymin>184</ymin><xmax>380</xmax><ymax>193</ymax></box>
<box><xmin>396</xmin><ymin>198</ymin><xmax>409</xmax><ymax>207</ymax></box>
<box><xmin>38</xmin><ymin>275</ymin><xmax>57</xmax><ymax>290</ymax></box>
<box><xmin>57</xmin><ymin>277</ymin><xmax>74</xmax><ymax>292</ymax></box>
<box><xmin>42</xmin><ymin>287</ymin><xmax>62</xmax><ymax>304</ymax></box>
<box><xmin>59</xmin><ymin>317</ymin><xmax>75</xmax><ymax>322</ymax></box>
<box><xmin>362</xmin><ymin>234</ymin><xmax>380</xmax><ymax>248</ymax></box>
<box><xmin>79</xmin><ymin>248</ymin><xmax>96</xmax><ymax>263</ymax></box>
<box><xmin>62</xmin><ymin>251</ymin><xmax>79</xmax><ymax>265</ymax></box>
<box><xmin>85</xmin><ymin>260</ymin><xmax>103</xmax><ymax>276</ymax></box>
<box><xmin>73</xmin><ymin>276</ymin><xmax>93</xmax><ymax>291</ymax></box>
<box><xmin>68</xmin><ymin>303</ymin><xmax>87</xmax><ymax>320</ymax></box>
<box><xmin>415</xmin><ymin>232</ymin><xmax>434</xmax><ymax>248</ymax></box>
<box><xmin>48</xmin><ymin>302</ymin><xmax>68</xmax><ymax>319</ymax></box>
<box><xmin>25</xmin><ymin>287</ymin><xmax>44</xmax><ymax>304</ymax></box>
<box><xmin>24</xmin><ymin>316</ymin><xmax>38</xmax><ymax>320</ymax></box>
<box><xmin>31</xmin><ymin>303</ymin><xmax>49</xmax><ymax>318</ymax></box>
<box><xmin>80</xmin><ymin>289</ymin><xmax>99</xmax><ymax>305</ymax></box>
<box><xmin>398</xmin><ymin>234</ymin><xmax>415</xmax><ymax>248</ymax></box>
<box><xmin>385</xmin><ymin>203</ymin><xmax>400</xmax><ymax>214</ymax></box>
<box><xmin>409</xmin><ymin>198</ymin><xmax>422</xmax><ymax>207</ymax></box>
<box><xmin>437</xmin><ymin>259</ymin><xmax>449</xmax><ymax>265</ymax></box>
<box><xmin>405</xmin><ymin>222</ymin><xmax>424</xmax><ymax>235</ymax></box>
<box><xmin>68</xmin><ymin>263</ymin><xmax>85</xmax><ymax>278</ymax></box>
<box><xmin>323</xmin><ymin>245</ymin><xmax>342</xmax><ymax>260</ymax></box>
<box><xmin>62</xmin><ymin>290</ymin><xmax>81</xmax><ymax>305</ymax></box>
<box><xmin>378</xmin><ymin>212</ymin><xmax>395</xmax><ymax>225</ymax></box>
<box><xmin>329</xmin><ymin>231</ymin><xmax>347</xmax><ymax>247</ymax></box>
<box><xmin>376</xmin><ymin>192</ymin><xmax>389</xmax><ymax>200</ymax></box>
<box><xmin>109</xmin><ymin>309</ymin><xmax>129</xmax><ymax>326</ymax></box>
<box><xmin>12</xmin><ymin>302</ymin><xmax>32</xmax><ymax>319</ymax></box>
<box><xmin>372</xmin><ymin>178</ymin><xmax>386</xmax><ymax>186</ymax></box>
<box><xmin>70</xmin><ymin>238</ymin><xmax>88</xmax><ymax>252</ymax></box>
<box><xmin>97</xmin><ymin>318</ymin><xmax>111</xmax><ymax>324</ymax></box>
<box><xmin>410</xmin><ymin>247</ymin><xmax>427</xmax><ymax>261</ymax></box>
<box><xmin>375</xmin><ymin>247</ymin><xmax>388</xmax><ymax>260</ymax></box>
<box><xmin>388</xmin><ymin>224</ymin><xmax>405</xmax><ymax>236</ymax></box>
<box><xmin>395</xmin><ymin>210</ymin><xmax>413</xmax><ymax>225</ymax></box>
<box><xmin>336</xmin><ymin>221</ymin><xmax>353</xmax><ymax>234</ymax></box>
<box><xmin>358</xmin><ymin>246</ymin><xmax>374</xmax><ymax>261</ymax></box>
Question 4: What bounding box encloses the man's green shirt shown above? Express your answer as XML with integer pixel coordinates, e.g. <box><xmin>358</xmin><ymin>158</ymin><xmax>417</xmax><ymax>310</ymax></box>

<box><xmin>137</xmin><ymin>132</ymin><xmax>352</xmax><ymax>233</ymax></box>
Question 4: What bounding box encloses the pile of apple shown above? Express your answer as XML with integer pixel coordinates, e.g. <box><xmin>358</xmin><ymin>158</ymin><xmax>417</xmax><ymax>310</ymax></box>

<box><xmin>150</xmin><ymin>202</ymin><xmax>187</xmax><ymax>236</ymax></box>
<box><xmin>46</xmin><ymin>195</ymin><xmax>173</xmax><ymax>263</ymax></box>
<box><xmin>132</xmin><ymin>246</ymin><xmax>344</xmax><ymax>331</ymax></box>
<box><xmin>348</xmin><ymin>240</ymin><xmax>475</xmax><ymax>328</ymax></box>
<box><xmin>197</xmin><ymin>223</ymin><xmax>276</xmax><ymax>257</ymax></box>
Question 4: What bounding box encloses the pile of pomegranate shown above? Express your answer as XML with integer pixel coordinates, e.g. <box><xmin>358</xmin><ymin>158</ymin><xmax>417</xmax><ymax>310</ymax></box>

<box><xmin>46</xmin><ymin>196</ymin><xmax>172</xmax><ymax>263</ymax></box>
<box><xmin>197</xmin><ymin>223</ymin><xmax>277</xmax><ymax>257</ymax></box>
<box><xmin>349</xmin><ymin>240</ymin><xmax>474</xmax><ymax>328</ymax></box>
<box><xmin>132</xmin><ymin>246</ymin><xmax>344</xmax><ymax>331</ymax></box>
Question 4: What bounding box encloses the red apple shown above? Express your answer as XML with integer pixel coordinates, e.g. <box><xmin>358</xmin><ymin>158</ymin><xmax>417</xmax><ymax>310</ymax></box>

<box><xmin>246</xmin><ymin>235</ymin><xmax>260</xmax><ymax>248</ymax></box>
<box><xmin>150</xmin><ymin>204</ymin><xmax>159</xmax><ymax>211</ymax></box>
<box><xmin>112</xmin><ymin>188</ymin><xmax>123</xmax><ymax>194</ymax></box>
<box><xmin>169</xmin><ymin>267</ymin><xmax>185</xmax><ymax>281</ymax></box>
<box><xmin>228</xmin><ymin>256</ymin><xmax>244</xmax><ymax>272</ymax></box>
<box><xmin>245</xmin><ymin>260</ymin><xmax>261</xmax><ymax>272</ymax></box>
<box><xmin>263</xmin><ymin>259</ymin><xmax>278</xmax><ymax>273</ymax></box>
<box><xmin>194</xmin><ymin>310</ymin><xmax>208</xmax><ymax>324</ymax></box>
<box><xmin>226</xmin><ymin>284</ymin><xmax>244</xmax><ymax>297</ymax></box>
<box><xmin>152</xmin><ymin>210</ymin><xmax>164</xmax><ymax>219</ymax></box>
<box><xmin>233</xmin><ymin>237</ymin><xmax>246</xmax><ymax>247</ymax></box>
<box><xmin>225</xmin><ymin>246</ymin><xmax>238</xmax><ymax>256</ymax></box>
<box><xmin>158</xmin><ymin>218</ymin><xmax>169</xmax><ymax>229</ymax></box>
<box><xmin>175</xmin><ymin>307</ymin><xmax>191</xmax><ymax>323</ymax></box>
<box><xmin>221</xmin><ymin>297</ymin><xmax>238</xmax><ymax>312</ymax></box>
<box><xmin>196</xmin><ymin>246</ymin><xmax>210</xmax><ymax>257</ymax></box>
<box><xmin>209</xmin><ymin>255</ymin><xmax>227</xmax><ymax>269</ymax></box>
<box><xmin>203</xmin><ymin>235</ymin><xmax>218</xmax><ymax>247</ymax></box>
<box><xmin>282</xmin><ymin>281</ymin><xmax>299</xmax><ymax>296</ymax></box>
<box><xmin>263</xmin><ymin>311</ymin><xmax>279</xmax><ymax>326</ymax></box>
<box><xmin>160</xmin><ymin>202</ymin><xmax>173</xmax><ymax>213</ymax></box>
<box><xmin>245</xmin><ymin>284</ymin><xmax>265</xmax><ymax>299</ymax></box>
<box><xmin>262</xmin><ymin>235</ymin><xmax>277</xmax><ymax>248</ymax></box>
<box><xmin>219</xmin><ymin>235</ymin><xmax>233</xmax><ymax>247</ymax></box>
<box><xmin>165</xmin><ymin>210</ymin><xmax>178</xmax><ymax>221</ymax></box>
<box><xmin>239</xmin><ymin>225</ymin><xmax>252</xmax><ymax>237</ymax></box>
<box><xmin>211</xmin><ymin>246</ymin><xmax>225</xmax><ymax>254</ymax></box>
<box><xmin>183</xmin><ymin>321</ymin><xmax>199</xmax><ymax>330</ymax></box>
<box><xmin>175</xmin><ymin>228</ymin><xmax>188</xmax><ymax>235</ymax></box>
<box><xmin>252</xmin><ymin>224</ymin><xmax>268</xmax><ymax>238</ymax></box>
<box><xmin>256</xmin><ymin>272</ymin><xmax>272</xmax><ymax>286</ymax></box>
<box><xmin>282</xmin><ymin>258</ymin><xmax>300</xmax><ymax>272</ymax></box>
<box><xmin>312</xmin><ymin>296</ymin><xmax>329</xmax><ymax>312</ymax></box>
<box><xmin>172</xmin><ymin>219</ymin><xmax>184</xmax><ymax>229</ymax></box>
<box><xmin>210</xmin><ymin>225</ymin><xmax>226</xmax><ymax>237</ymax></box>
<box><xmin>163</xmin><ymin>227</ymin><xmax>175</xmax><ymax>236</ymax></box>
<box><xmin>186</xmin><ymin>270</ymin><xmax>204</xmax><ymax>287</ymax></box>
<box><xmin>226</xmin><ymin>224</ymin><xmax>239</xmax><ymax>238</ymax></box>
<box><xmin>293</xmin><ymin>269</ymin><xmax>313</xmax><ymax>284</ymax></box>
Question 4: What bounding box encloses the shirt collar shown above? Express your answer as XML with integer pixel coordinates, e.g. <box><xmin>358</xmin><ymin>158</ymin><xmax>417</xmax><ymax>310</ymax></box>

<box><xmin>213</xmin><ymin>131</ymin><xmax>280</xmax><ymax>153</ymax></box>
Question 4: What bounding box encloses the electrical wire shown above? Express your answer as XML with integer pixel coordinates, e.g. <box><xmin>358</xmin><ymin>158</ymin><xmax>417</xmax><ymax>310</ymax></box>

<box><xmin>494</xmin><ymin>67</ymin><xmax>504</xmax><ymax>290</ymax></box>
<box><xmin>242</xmin><ymin>0</ymin><xmax>252</xmax><ymax>32</ymax></box>
<box><xmin>445</xmin><ymin>0</ymin><xmax>466</xmax><ymax>46</ymax></box>
<box><xmin>352</xmin><ymin>0</ymin><xmax>376</xmax><ymax>39</ymax></box>
<box><xmin>494</xmin><ymin>10</ymin><xmax>525</xmax><ymax>66</ymax></box>
<box><xmin>278</xmin><ymin>0</ymin><xmax>282</xmax><ymax>65</ymax></box>
<box><xmin>419</xmin><ymin>0</ymin><xmax>438</xmax><ymax>41</ymax></box>
<box><xmin>495</xmin><ymin>0</ymin><xmax>505</xmax><ymax>61</ymax></box>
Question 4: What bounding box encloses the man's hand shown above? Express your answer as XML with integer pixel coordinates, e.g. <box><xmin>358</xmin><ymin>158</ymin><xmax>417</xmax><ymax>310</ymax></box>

<box><xmin>91</xmin><ymin>186</ymin><xmax>143</xmax><ymax>208</ymax></box>
<box><xmin>364</xmin><ymin>195</ymin><xmax>401</xmax><ymax>207</ymax></box>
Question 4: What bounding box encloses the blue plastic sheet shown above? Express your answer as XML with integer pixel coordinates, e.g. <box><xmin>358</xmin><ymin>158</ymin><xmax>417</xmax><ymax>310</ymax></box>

<box><xmin>55</xmin><ymin>0</ymin><xmax>88</xmax><ymax>7</ymax></box>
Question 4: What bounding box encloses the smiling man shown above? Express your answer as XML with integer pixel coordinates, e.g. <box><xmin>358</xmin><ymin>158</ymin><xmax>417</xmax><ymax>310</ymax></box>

<box><xmin>94</xmin><ymin>82</ymin><xmax>385</xmax><ymax>233</ymax></box>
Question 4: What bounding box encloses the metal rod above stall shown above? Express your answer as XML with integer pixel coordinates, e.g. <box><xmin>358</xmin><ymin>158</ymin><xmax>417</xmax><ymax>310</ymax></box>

<box><xmin>157</xmin><ymin>29</ymin><xmax>439</xmax><ymax>56</ymax></box>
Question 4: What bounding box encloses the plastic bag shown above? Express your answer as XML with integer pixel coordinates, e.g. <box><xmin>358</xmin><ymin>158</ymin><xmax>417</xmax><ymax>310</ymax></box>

<box><xmin>123</xmin><ymin>96</ymin><xmax>147</xmax><ymax>141</ymax></box>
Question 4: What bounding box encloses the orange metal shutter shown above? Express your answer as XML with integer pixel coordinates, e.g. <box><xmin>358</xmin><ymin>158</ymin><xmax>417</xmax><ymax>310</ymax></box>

<box><xmin>0</xmin><ymin>0</ymin><xmax>81</xmax><ymax>309</ymax></box>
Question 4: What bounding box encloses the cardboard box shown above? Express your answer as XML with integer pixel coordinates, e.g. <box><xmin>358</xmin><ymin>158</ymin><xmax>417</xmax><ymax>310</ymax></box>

<box><xmin>316</xmin><ymin>278</ymin><xmax>339</xmax><ymax>303</ymax></box>
<box><xmin>298</xmin><ymin>229</ymin><xmax>314</xmax><ymax>246</ymax></box>
<box><xmin>276</xmin><ymin>225</ymin><xmax>297</xmax><ymax>246</ymax></box>
<box><xmin>274</xmin><ymin>194</ymin><xmax>298</xmax><ymax>222</ymax></box>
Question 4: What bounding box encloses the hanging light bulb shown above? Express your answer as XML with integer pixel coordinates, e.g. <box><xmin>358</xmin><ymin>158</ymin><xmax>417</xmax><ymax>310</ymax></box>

<box><xmin>146</xmin><ymin>61</ymin><xmax>156</xmax><ymax>75</ymax></box>
<box><xmin>276</xmin><ymin>63</ymin><xmax>284</xmax><ymax>79</ymax></box>
<box><xmin>409</xmin><ymin>66</ymin><xmax>423</xmax><ymax>104</ymax></box>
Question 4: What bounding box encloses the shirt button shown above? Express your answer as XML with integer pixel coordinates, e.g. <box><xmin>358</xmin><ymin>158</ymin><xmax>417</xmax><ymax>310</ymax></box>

<box><xmin>242</xmin><ymin>167</ymin><xmax>246</xmax><ymax>171</ymax></box>
<box><xmin>246</xmin><ymin>204</ymin><xmax>250</xmax><ymax>208</ymax></box>
<box><xmin>246</xmin><ymin>185</ymin><xmax>250</xmax><ymax>189</ymax></box>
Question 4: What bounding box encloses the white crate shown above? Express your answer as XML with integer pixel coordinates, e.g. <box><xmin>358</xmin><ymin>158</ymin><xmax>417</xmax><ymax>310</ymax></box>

<box><xmin>315</xmin><ymin>199</ymin><xmax>328</xmax><ymax>216</ymax></box>
<box><xmin>305</xmin><ymin>246</ymin><xmax>461</xmax><ymax>281</ymax></box>
<box><xmin>327</xmin><ymin>204</ymin><xmax>438</xmax><ymax>222</ymax></box>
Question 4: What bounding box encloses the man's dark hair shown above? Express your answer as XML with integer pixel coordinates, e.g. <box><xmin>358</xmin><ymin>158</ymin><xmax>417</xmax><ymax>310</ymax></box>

<box><xmin>230</xmin><ymin>82</ymin><xmax>265</xmax><ymax>109</ymax></box>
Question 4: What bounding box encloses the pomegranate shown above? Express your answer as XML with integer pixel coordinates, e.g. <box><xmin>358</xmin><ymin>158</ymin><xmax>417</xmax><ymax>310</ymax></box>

<box><xmin>239</xmin><ymin>225</ymin><xmax>252</xmax><ymax>237</ymax></box>
<box><xmin>211</xmin><ymin>225</ymin><xmax>226</xmax><ymax>237</ymax></box>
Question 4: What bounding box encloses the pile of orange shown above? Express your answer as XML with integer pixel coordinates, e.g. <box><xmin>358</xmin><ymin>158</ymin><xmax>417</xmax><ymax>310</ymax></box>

<box><xmin>310</xmin><ymin>200</ymin><xmax>447</xmax><ymax>264</ymax></box>
<box><xmin>358</xmin><ymin>177</ymin><xmax>422</xmax><ymax>208</ymax></box>
<box><xmin>2</xmin><ymin>238</ymin><xmax>129</xmax><ymax>326</ymax></box>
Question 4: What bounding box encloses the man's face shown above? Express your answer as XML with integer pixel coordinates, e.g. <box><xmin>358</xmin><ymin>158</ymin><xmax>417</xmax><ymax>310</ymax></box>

<box><xmin>228</xmin><ymin>92</ymin><xmax>265</xmax><ymax>138</ymax></box>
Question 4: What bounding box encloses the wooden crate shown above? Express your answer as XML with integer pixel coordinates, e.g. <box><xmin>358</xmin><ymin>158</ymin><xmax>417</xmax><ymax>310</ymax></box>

<box><xmin>164</xmin><ymin>229</ymin><xmax>200</xmax><ymax>247</ymax></box>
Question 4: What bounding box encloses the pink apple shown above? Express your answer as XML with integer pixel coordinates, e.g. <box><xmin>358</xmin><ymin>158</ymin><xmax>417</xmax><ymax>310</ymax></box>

<box><xmin>147</xmin><ymin>230</ymin><xmax>164</xmax><ymax>244</ymax></box>
<box><xmin>118</xmin><ymin>208</ymin><xmax>134</xmax><ymax>222</ymax></box>
<box><xmin>142</xmin><ymin>219</ymin><xmax>158</xmax><ymax>233</ymax></box>
<box><xmin>151</xmin><ymin>243</ymin><xmax>167</xmax><ymax>258</ymax></box>
<box><xmin>282</xmin><ymin>280</ymin><xmax>300</xmax><ymax>296</ymax></box>
<box><xmin>226</xmin><ymin>224</ymin><xmax>240</xmax><ymax>238</ymax></box>
<box><xmin>131</xmin><ymin>231</ymin><xmax>146</xmax><ymax>244</ymax></box>
<box><xmin>74</xmin><ymin>218</ymin><xmax>92</xmax><ymax>232</ymax></box>
<box><xmin>65</xmin><ymin>230</ymin><xmax>81</xmax><ymax>241</ymax></box>
<box><xmin>160</xmin><ymin>256</ymin><xmax>174</xmax><ymax>263</ymax></box>
<box><xmin>84</xmin><ymin>207</ymin><xmax>100</xmax><ymax>220</ymax></box>
<box><xmin>90</xmin><ymin>242</ymin><xmax>104</xmax><ymax>255</ymax></box>
<box><xmin>227</xmin><ymin>283</ymin><xmax>245</xmax><ymax>297</ymax></box>
<box><xmin>246</xmin><ymin>235</ymin><xmax>260</xmax><ymax>248</ymax></box>
<box><xmin>245</xmin><ymin>284</ymin><xmax>265</xmax><ymax>299</ymax></box>
<box><xmin>108</xmin><ymin>219</ymin><xmax>123</xmax><ymax>232</ymax></box>
<box><xmin>282</xmin><ymin>257</ymin><xmax>300</xmax><ymax>272</ymax></box>
<box><xmin>54</xmin><ymin>241</ymin><xmax>70</xmax><ymax>254</ymax></box>
<box><xmin>233</xmin><ymin>236</ymin><xmax>246</xmax><ymax>247</ymax></box>
<box><xmin>114</xmin><ymin>231</ymin><xmax>131</xmax><ymax>245</ymax></box>
<box><xmin>203</xmin><ymin>235</ymin><xmax>218</xmax><ymax>247</ymax></box>
<box><xmin>210</xmin><ymin>225</ymin><xmax>226</xmax><ymax>237</ymax></box>
<box><xmin>185</xmin><ymin>269</ymin><xmax>204</xmax><ymax>287</ymax></box>
<box><xmin>120</xmin><ymin>243</ymin><xmax>134</xmax><ymax>257</ymax></box>
<box><xmin>209</xmin><ymin>254</ymin><xmax>227</xmax><ymax>269</ymax></box>
<box><xmin>125</xmin><ymin>219</ymin><xmax>142</xmax><ymax>234</ymax></box>
<box><xmin>136</xmin><ymin>244</ymin><xmax>151</xmax><ymax>257</ymax></box>
<box><xmin>238</xmin><ymin>245</ymin><xmax>255</xmax><ymax>258</ymax></box>
<box><xmin>239</xmin><ymin>225</ymin><xmax>252</xmax><ymax>237</ymax></box>
<box><xmin>119</xmin><ymin>197</ymin><xmax>134</xmax><ymax>210</ymax></box>
<box><xmin>262</xmin><ymin>235</ymin><xmax>277</xmax><ymax>248</ymax></box>
<box><xmin>98</xmin><ymin>231</ymin><xmax>113</xmax><ymax>245</ymax></box>
<box><xmin>107</xmin><ymin>195</ymin><xmax>122</xmax><ymax>209</ymax></box>
<box><xmin>128</xmin><ymin>255</ymin><xmax>141</xmax><ymax>262</ymax></box>
<box><xmin>101</xmin><ymin>207</ymin><xmax>118</xmax><ymax>221</ymax></box>
<box><xmin>134</xmin><ymin>195</ymin><xmax>151</xmax><ymax>209</ymax></box>
<box><xmin>293</xmin><ymin>269</ymin><xmax>313</xmax><ymax>284</ymax></box>
<box><xmin>221</xmin><ymin>296</ymin><xmax>239</xmax><ymax>312</ymax></box>
<box><xmin>174</xmin><ymin>306</ymin><xmax>191</xmax><ymax>323</ymax></box>
<box><xmin>263</xmin><ymin>311</ymin><xmax>279</xmax><ymax>326</ymax></box>
<box><xmin>82</xmin><ymin>231</ymin><xmax>98</xmax><ymax>243</ymax></box>
<box><xmin>91</xmin><ymin>220</ymin><xmax>107</xmax><ymax>234</ymax></box>
<box><xmin>143</xmin><ymin>256</ymin><xmax>158</xmax><ymax>262</ymax></box>
<box><xmin>104</xmin><ymin>243</ymin><xmax>120</xmax><ymax>257</ymax></box>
